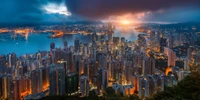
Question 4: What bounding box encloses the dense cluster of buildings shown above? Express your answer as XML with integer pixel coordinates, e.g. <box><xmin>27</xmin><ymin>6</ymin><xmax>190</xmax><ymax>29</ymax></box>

<box><xmin>0</xmin><ymin>23</ymin><xmax>200</xmax><ymax>99</ymax></box>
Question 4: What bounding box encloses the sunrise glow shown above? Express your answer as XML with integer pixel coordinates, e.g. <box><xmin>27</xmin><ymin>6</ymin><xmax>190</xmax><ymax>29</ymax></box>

<box><xmin>121</xmin><ymin>20</ymin><xmax>131</xmax><ymax>25</ymax></box>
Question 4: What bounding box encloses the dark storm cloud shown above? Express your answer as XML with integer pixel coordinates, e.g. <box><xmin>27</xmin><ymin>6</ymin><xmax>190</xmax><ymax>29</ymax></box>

<box><xmin>145</xmin><ymin>6</ymin><xmax>200</xmax><ymax>22</ymax></box>
<box><xmin>0</xmin><ymin>0</ymin><xmax>199</xmax><ymax>24</ymax></box>
<box><xmin>66</xmin><ymin>0</ymin><xmax>200</xmax><ymax>19</ymax></box>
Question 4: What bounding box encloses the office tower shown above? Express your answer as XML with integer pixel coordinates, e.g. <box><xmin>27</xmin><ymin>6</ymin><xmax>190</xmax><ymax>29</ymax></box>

<box><xmin>160</xmin><ymin>38</ymin><xmax>167</xmax><ymax>53</ymax></box>
<box><xmin>107</xmin><ymin>23</ymin><xmax>114</xmax><ymax>43</ymax></box>
<box><xmin>74</xmin><ymin>38</ymin><xmax>80</xmax><ymax>52</ymax></box>
<box><xmin>42</xmin><ymin>67</ymin><xmax>49</xmax><ymax>91</ymax></box>
<box><xmin>65</xmin><ymin>73</ymin><xmax>79</xmax><ymax>95</ymax></box>
<box><xmin>88</xmin><ymin>59</ymin><xmax>97</xmax><ymax>83</ymax></box>
<box><xmin>79</xmin><ymin>59</ymin><xmax>84</xmax><ymax>76</ymax></box>
<box><xmin>183</xmin><ymin>57</ymin><xmax>189</xmax><ymax>70</ymax></box>
<box><xmin>13</xmin><ymin>77</ymin><xmax>31</xmax><ymax>100</ymax></box>
<box><xmin>131</xmin><ymin>75</ymin><xmax>139</xmax><ymax>93</ymax></box>
<box><xmin>49</xmin><ymin>64</ymin><xmax>65</xmax><ymax>95</ymax></box>
<box><xmin>150</xmin><ymin>56</ymin><xmax>155</xmax><ymax>75</ymax></box>
<box><xmin>0</xmin><ymin>75</ymin><xmax>2</xmax><ymax>98</ymax></box>
<box><xmin>83</xmin><ymin>45</ymin><xmax>88</xmax><ymax>55</ymax></box>
<box><xmin>102</xmin><ymin>69</ymin><xmax>108</xmax><ymax>93</ymax></box>
<box><xmin>194</xmin><ymin>52</ymin><xmax>200</xmax><ymax>65</ymax></box>
<box><xmin>97</xmin><ymin>52</ymin><xmax>106</xmax><ymax>68</ymax></box>
<box><xmin>168</xmin><ymin>34</ymin><xmax>173</xmax><ymax>49</ymax></box>
<box><xmin>147</xmin><ymin>75</ymin><xmax>156</xmax><ymax>97</ymax></box>
<box><xmin>177</xmin><ymin>71</ymin><xmax>190</xmax><ymax>81</ymax></box>
<box><xmin>168</xmin><ymin>50</ymin><xmax>176</xmax><ymax>67</ymax></box>
<box><xmin>96</xmin><ymin>68</ymin><xmax>102</xmax><ymax>91</ymax></box>
<box><xmin>0</xmin><ymin>55</ymin><xmax>6</xmax><ymax>73</ymax></box>
<box><xmin>64</xmin><ymin>41</ymin><xmax>68</xmax><ymax>50</ymax></box>
<box><xmin>84</xmin><ymin>60</ymin><xmax>89</xmax><ymax>77</ymax></box>
<box><xmin>187</xmin><ymin>47</ymin><xmax>192</xmax><ymax>60</ymax></box>
<box><xmin>92</xmin><ymin>32</ymin><xmax>97</xmax><ymax>47</ymax></box>
<box><xmin>138</xmin><ymin>77</ymin><xmax>149</xmax><ymax>99</ymax></box>
<box><xmin>2</xmin><ymin>74</ymin><xmax>13</xmax><ymax>99</ymax></box>
<box><xmin>154</xmin><ymin>75</ymin><xmax>164</xmax><ymax>92</ymax></box>
<box><xmin>50</xmin><ymin>42</ymin><xmax>55</xmax><ymax>50</ymax></box>
<box><xmin>121</xmin><ymin>37</ymin><xmax>125</xmax><ymax>46</ymax></box>
<box><xmin>142</xmin><ymin>56</ymin><xmax>155</xmax><ymax>75</ymax></box>
<box><xmin>164</xmin><ymin>47</ymin><xmax>176</xmax><ymax>67</ymax></box>
<box><xmin>36</xmin><ymin>52</ymin><xmax>42</xmax><ymax>66</ymax></box>
<box><xmin>8</xmin><ymin>53</ymin><xmax>17</xmax><ymax>68</ymax></box>
<box><xmin>74</xmin><ymin>54</ymin><xmax>81</xmax><ymax>74</ymax></box>
<box><xmin>79</xmin><ymin>42</ymin><xmax>83</xmax><ymax>54</ymax></box>
<box><xmin>56</xmin><ymin>65</ymin><xmax>65</xmax><ymax>95</ymax></box>
<box><xmin>80</xmin><ymin>75</ymin><xmax>89</xmax><ymax>97</ymax></box>
<box><xmin>31</xmin><ymin>69</ymin><xmax>42</xmax><ymax>94</ymax></box>
<box><xmin>0</xmin><ymin>54</ymin><xmax>6</xmax><ymax>67</ymax></box>
<box><xmin>66</xmin><ymin>51</ymin><xmax>73</xmax><ymax>72</ymax></box>
<box><xmin>49</xmin><ymin>66</ymin><xmax>56</xmax><ymax>95</ymax></box>
<box><xmin>108</xmin><ymin>33</ymin><xmax>112</xmax><ymax>43</ymax></box>
<box><xmin>110</xmin><ymin>61</ymin><xmax>117</xmax><ymax>81</ymax></box>
<box><xmin>125</xmin><ymin>61</ymin><xmax>132</xmax><ymax>84</ymax></box>
<box><xmin>164</xmin><ymin>73</ymin><xmax>177</xmax><ymax>87</ymax></box>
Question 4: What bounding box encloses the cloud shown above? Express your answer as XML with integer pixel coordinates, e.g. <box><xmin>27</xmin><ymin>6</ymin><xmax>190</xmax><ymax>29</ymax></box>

<box><xmin>0</xmin><ymin>0</ymin><xmax>199</xmax><ymax>24</ymax></box>
<box><xmin>0</xmin><ymin>0</ymin><xmax>71</xmax><ymax>24</ymax></box>
<box><xmin>42</xmin><ymin>2</ymin><xmax>71</xmax><ymax>16</ymax></box>
<box><xmin>66</xmin><ymin>0</ymin><xmax>200</xmax><ymax>21</ymax></box>
<box><xmin>144</xmin><ymin>6</ymin><xmax>200</xmax><ymax>22</ymax></box>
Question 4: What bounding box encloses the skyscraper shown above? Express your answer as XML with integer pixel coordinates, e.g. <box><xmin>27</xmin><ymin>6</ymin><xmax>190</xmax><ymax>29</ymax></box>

<box><xmin>31</xmin><ymin>69</ymin><xmax>42</xmax><ymax>94</ymax></box>
<box><xmin>49</xmin><ymin>64</ymin><xmax>65</xmax><ymax>95</ymax></box>
<box><xmin>80</xmin><ymin>75</ymin><xmax>89</xmax><ymax>97</ymax></box>
<box><xmin>64</xmin><ymin>41</ymin><xmax>68</xmax><ymax>50</ymax></box>
<box><xmin>65</xmin><ymin>73</ymin><xmax>79</xmax><ymax>95</ymax></box>
<box><xmin>74</xmin><ymin>38</ymin><xmax>80</xmax><ymax>52</ymax></box>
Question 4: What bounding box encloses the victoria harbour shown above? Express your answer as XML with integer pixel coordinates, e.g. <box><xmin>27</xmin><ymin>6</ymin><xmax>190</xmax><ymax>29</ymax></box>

<box><xmin>0</xmin><ymin>26</ymin><xmax>139</xmax><ymax>56</ymax></box>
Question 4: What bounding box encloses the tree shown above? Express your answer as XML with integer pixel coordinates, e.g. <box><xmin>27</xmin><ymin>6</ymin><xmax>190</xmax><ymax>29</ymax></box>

<box><xmin>153</xmin><ymin>70</ymin><xmax>200</xmax><ymax>100</ymax></box>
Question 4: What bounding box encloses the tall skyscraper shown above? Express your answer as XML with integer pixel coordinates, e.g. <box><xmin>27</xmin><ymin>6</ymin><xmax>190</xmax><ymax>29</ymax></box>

<box><xmin>80</xmin><ymin>75</ymin><xmax>89</xmax><ymax>97</ymax></box>
<box><xmin>65</xmin><ymin>73</ymin><xmax>79</xmax><ymax>95</ymax></box>
<box><xmin>50</xmin><ymin>42</ymin><xmax>55</xmax><ymax>50</ymax></box>
<box><xmin>74</xmin><ymin>38</ymin><xmax>80</xmax><ymax>52</ymax></box>
<box><xmin>49</xmin><ymin>64</ymin><xmax>65</xmax><ymax>95</ymax></box>
<box><xmin>160</xmin><ymin>38</ymin><xmax>167</xmax><ymax>53</ymax></box>
<box><xmin>64</xmin><ymin>41</ymin><xmax>68</xmax><ymax>50</ymax></box>
<box><xmin>1</xmin><ymin>74</ymin><xmax>13</xmax><ymax>99</ymax></box>
<box><xmin>164</xmin><ymin>47</ymin><xmax>176</xmax><ymax>67</ymax></box>
<box><xmin>31</xmin><ymin>69</ymin><xmax>42</xmax><ymax>94</ymax></box>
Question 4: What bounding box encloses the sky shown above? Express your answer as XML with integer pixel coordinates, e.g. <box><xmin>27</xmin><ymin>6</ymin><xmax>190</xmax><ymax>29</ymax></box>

<box><xmin>0</xmin><ymin>0</ymin><xmax>200</xmax><ymax>25</ymax></box>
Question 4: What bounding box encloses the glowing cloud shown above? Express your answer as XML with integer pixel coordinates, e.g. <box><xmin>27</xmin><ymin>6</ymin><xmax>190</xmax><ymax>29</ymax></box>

<box><xmin>103</xmin><ymin>13</ymin><xmax>147</xmax><ymax>24</ymax></box>
<box><xmin>43</xmin><ymin>2</ymin><xmax>71</xmax><ymax>16</ymax></box>
<box><xmin>121</xmin><ymin>20</ymin><xmax>131</xmax><ymax>25</ymax></box>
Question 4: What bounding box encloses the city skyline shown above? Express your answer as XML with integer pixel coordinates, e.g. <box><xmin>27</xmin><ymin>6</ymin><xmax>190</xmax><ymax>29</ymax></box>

<box><xmin>0</xmin><ymin>0</ymin><xmax>200</xmax><ymax>100</ymax></box>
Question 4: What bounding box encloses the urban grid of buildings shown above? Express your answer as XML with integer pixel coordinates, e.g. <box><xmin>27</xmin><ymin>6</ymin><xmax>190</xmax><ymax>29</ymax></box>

<box><xmin>0</xmin><ymin>23</ymin><xmax>200</xmax><ymax>100</ymax></box>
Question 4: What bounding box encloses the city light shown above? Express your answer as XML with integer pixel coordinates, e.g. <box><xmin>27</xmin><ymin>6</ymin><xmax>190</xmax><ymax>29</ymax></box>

<box><xmin>0</xmin><ymin>0</ymin><xmax>199</xmax><ymax>100</ymax></box>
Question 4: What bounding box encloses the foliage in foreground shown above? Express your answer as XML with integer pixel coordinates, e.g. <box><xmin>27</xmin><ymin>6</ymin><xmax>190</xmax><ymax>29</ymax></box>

<box><xmin>153</xmin><ymin>70</ymin><xmax>200</xmax><ymax>100</ymax></box>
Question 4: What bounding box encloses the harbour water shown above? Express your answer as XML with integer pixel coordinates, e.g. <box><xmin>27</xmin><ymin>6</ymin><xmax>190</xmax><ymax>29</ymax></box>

<box><xmin>0</xmin><ymin>26</ymin><xmax>140</xmax><ymax>56</ymax></box>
